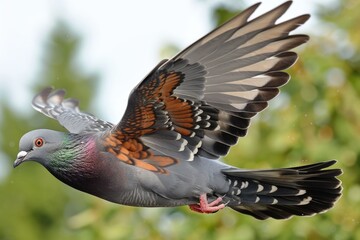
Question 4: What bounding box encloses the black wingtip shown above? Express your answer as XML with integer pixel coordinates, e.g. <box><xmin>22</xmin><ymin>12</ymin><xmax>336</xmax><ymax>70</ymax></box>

<box><xmin>249</xmin><ymin>2</ymin><xmax>262</xmax><ymax>9</ymax></box>
<box><xmin>271</xmin><ymin>0</ymin><xmax>293</xmax><ymax>14</ymax></box>
<box><xmin>281</xmin><ymin>1</ymin><xmax>293</xmax><ymax>8</ymax></box>
<box><xmin>301</xmin><ymin>14</ymin><xmax>311</xmax><ymax>22</ymax></box>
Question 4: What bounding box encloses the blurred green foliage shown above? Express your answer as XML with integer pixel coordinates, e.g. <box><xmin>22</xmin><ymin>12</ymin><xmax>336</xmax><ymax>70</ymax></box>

<box><xmin>1</xmin><ymin>0</ymin><xmax>360</xmax><ymax>239</ymax></box>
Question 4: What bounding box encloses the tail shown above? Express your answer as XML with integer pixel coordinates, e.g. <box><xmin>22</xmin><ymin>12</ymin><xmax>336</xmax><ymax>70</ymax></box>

<box><xmin>221</xmin><ymin>160</ymin><xmax>342</xmax><ymax>220</ymax></box>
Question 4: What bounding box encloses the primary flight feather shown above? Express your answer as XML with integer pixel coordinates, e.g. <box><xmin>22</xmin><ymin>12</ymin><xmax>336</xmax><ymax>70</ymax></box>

<box><xmin>14</xmin><ymin>1</ymin><xmax>342</xmax><ymax>220</ymax></box>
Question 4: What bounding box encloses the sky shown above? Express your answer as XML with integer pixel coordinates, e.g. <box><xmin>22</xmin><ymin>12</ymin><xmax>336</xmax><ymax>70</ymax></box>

<box><xmin>0</xmin><ymin>0</ymin><xmax>329</xmax><ymax>123</ymax></box>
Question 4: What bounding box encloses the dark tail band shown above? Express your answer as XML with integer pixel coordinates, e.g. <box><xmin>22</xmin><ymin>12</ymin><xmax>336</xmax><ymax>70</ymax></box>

<box><xmin>221</xmin><ymin>160</ymin><xmax>342</xmax><ymax>219</ymax></box>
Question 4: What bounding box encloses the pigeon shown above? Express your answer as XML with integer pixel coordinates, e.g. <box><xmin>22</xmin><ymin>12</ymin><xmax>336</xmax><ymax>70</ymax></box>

<box><xmin>14</xmin><ymin>1</ymin><xmax>342</xmax><ymax>220</ymax></box>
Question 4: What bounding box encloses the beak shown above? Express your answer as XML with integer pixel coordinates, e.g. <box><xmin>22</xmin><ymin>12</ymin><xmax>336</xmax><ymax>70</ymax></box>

<box><xmin>13</xmin><ymin>151</ymin><xmax>28</xmax><ymax>168</ymax></box>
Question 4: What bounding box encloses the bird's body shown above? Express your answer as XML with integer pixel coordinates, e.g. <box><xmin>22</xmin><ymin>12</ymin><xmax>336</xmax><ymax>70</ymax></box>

<box><xmin>20</xmin><ymin>129</ymin><xmax>230</xmax><ymax>207</ymax></box>
<box><xmin>15</xmin><ymin>1</ymin><xmax>342</xmax><ymax>220</ymax></box>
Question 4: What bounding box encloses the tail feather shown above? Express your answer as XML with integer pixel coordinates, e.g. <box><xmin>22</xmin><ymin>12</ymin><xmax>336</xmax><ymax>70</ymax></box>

<box><xmin>221</xmin><ymin>160</ymin><xmax>342</xmax><ymax>220</ymax></box>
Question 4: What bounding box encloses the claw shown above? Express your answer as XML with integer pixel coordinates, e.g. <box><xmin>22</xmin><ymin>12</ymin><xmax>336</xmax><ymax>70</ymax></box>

<box><xmin>189</xmin><ymin>194</ymin><xmax>225</xmax><ymax>214</ymax></box>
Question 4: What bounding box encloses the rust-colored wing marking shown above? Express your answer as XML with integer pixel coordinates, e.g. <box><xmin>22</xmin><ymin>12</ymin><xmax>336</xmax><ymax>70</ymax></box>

<box><xmin>104</xmin><ymin>70</ymin><xmax>197</xmax><ymax>172</ymax></box>
<box><xmin>104</xmin><ymin>134</ymin><xmax>177</xmax><ymax>174</ymax></box>
<box><xmin>117</xmin><ymin>71</ymin><xmax>198</xmax><ymax>139</ymax></box>
<box><xmin>105</xmin><ymin>68</ymin><xmax>205</xmax><ymax>169</ymax></box>
<box><xmin>157</xmin><ymin>72</ymin><xmax>199</xmax><ymax>137</ymax></box>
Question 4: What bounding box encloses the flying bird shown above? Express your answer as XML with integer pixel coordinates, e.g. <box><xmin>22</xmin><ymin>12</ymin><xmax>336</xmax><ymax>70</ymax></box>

<box><xmin>14</xmin><ymin>1</ymin><xmax>342</xmax><ymax>220</ymax></box>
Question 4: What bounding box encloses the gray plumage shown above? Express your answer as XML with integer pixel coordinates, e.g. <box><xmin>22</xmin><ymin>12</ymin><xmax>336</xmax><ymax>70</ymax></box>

<box><xmin>14</xmin><ymin>1</ymin><xmax>342</xmax><ymax>220</ymax></box>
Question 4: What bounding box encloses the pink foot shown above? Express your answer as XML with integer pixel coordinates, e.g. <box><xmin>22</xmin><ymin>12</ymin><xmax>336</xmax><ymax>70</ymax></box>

<box><xmin>189</xmin><ymin>194</ymin><xmax>225</xmax><ymax>214</ymax></box>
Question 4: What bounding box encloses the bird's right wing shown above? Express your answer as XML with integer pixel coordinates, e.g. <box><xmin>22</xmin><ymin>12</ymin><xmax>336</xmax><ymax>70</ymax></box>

<box><xmin>104</xmin><ymin>1</ymin><xmax>310</xmax><ymax>171</ymax></box>
<box><xmin>32</xmin><ymin>87</ymin><xmax>114</xmax><ymax>133</ymax></box>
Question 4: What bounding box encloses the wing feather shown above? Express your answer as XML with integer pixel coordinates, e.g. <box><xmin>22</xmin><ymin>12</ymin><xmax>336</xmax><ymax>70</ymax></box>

<box><xmin>104</xmin><ymin>1</ymin><xmax>310</xmax><ymax>169</ymax></box>
<box><xmin>32</xmin><ymin>87</ymin><xmax>114</xmax><ymax>133</ymax></box>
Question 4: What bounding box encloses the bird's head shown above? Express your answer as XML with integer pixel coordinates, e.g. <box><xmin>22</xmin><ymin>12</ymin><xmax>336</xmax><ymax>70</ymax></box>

<box><xmin>14</xmin><ymin>129</ymin><xmax>67</xmax><ymax>168</ymax></box>
<box><xmin>14</xmin><ymin>128</ymin><xmax>107</xmax><ymax>195</ymax></box>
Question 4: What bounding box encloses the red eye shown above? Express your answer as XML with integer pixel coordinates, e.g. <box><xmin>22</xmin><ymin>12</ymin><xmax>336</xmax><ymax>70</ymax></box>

<box><xmin>34</xmin><ymin>138</ymin><xmax>44</xmax><ymax>147</ymax></box>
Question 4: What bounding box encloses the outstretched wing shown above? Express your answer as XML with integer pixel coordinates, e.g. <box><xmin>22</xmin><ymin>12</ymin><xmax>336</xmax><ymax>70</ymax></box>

<box><xmin>32</xmin><ymin>87</ymin><xmax>114</xmax><ymax>133</ymax></box>
<box><xmin>104</xmin><ymin>1</ymin><xmax>310</xmax><ymax>171</ymax></box>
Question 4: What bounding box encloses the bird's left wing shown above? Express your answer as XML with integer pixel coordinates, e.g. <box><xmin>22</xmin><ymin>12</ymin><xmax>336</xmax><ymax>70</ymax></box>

<box><xmin>32</xmin><ymin>87</ymin><xmax>114</xmax><ymax>133</ymax></box>
<box><xmin>104</xmin><ymin>1</ymin><xmax>310</xmax><ymax>173</ymax></box>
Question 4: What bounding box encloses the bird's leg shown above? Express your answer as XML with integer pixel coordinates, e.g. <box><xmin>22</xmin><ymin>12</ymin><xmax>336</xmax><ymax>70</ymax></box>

<box><xmin>189</xmin><ymin>194</ymin><xmax>225</xmax><ymax>213</ymax></box>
